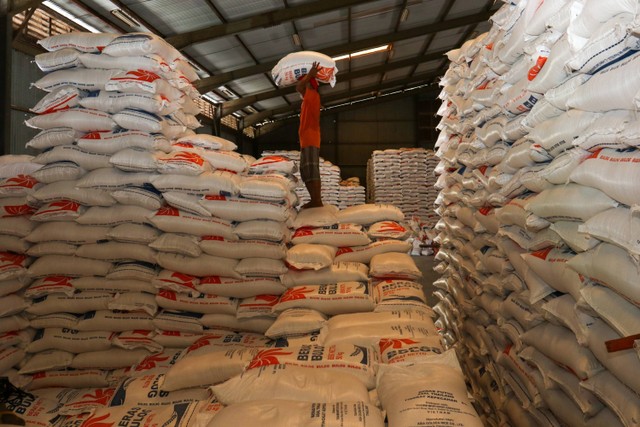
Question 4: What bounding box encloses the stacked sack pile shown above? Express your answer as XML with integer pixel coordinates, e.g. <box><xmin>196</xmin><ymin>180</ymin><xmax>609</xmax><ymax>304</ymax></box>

<box><xmin>261</xmin><ymin>149</ymin><xmax>359</xmax><ymax>208</ymax></box>
<box><xmin>369</xmin><ymin>148</ymin><xmax>439</xmax><ymax>224</ymax></box>
<box><xmin>433</xmin><ymin>0</ymin><xmax>640</xmax><ymax>425</ymax></box>
<box><xmin>337</xmin><ymin>177</ymin><xmax>366</xmax><ymax>209</ymax></box>
<box><xmin>0</xmin><ymin>32</ymin><xmax>482</xmax><ymax>425</ymax></box>
<box><xmin>0</xmin><ymin>155</ymin><xmax>42</xmax><ymax>379</ymax></box>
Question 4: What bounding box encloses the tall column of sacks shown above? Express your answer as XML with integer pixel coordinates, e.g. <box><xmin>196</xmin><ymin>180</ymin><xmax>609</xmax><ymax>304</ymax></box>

<box><xmin>434</xmin><ymin>0</ymin><xmax>640</xmax><ymax>426</ymax></box>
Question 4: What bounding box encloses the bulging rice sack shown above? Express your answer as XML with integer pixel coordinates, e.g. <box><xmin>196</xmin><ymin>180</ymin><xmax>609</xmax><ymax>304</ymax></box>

<box><xmin>272</xmin><ymin>51</ymin><xmax>338</xmax><ymax>87</ymax></box>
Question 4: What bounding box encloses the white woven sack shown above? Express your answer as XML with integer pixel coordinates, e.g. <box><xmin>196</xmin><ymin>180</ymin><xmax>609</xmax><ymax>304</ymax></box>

<box><xmin>149</xmin><ymin>233</ymin><xmax>201</xmax><ymax>257</ymax></box>
<box><xmin>291</xmin><ymin>224</ymin><xmax>370</xmax><ymax>247</ymax></box>
<box><xmin>79</xmin><ymin>90</ymin><xmax>177</xmax><ymax>115</ymax></box>
<box><xmin>280</xmin><ymin>262</ymin><xmax>368</xmax><ymax>287</ymax></box>
<box><xmin>567</xmin><ymin>50</ymin><xmax>640</xmax><ymax>111</ymax></box>
<box><xmin>26</xmin><ymin>291</ymin><xmax>111</xmax><ymax>316</ymax></box>
<box><xmin>379</xmin><ymin>336</ymin><xmax>444</xmax><ymax>365</ymax></box>
<box><xmin>527</xmin><ymin>35</ymin><xmax>572</xmax><ymax>95</ymax></box>
<box><xmin>77</xmin><ymin>204</ymin><xmax>154</xmax><ymax>226</ymax></box>
<box><xmin>271</xmin><ymin>51</ymin><xmax>338</xmax><ymax>87</ymax></box>
<box><xmin>79</xmin><ymin>51</ymin><xmax>170</xmax><ymax>73</ymax></box>
<box><xmin>570</xmin><ymin>0</ymin><xmax>639</xmax><ymax>39</ymax></box>
<box><xmin>291</xmin><ymin>205</ymin><xmax>338</xmax><ymax>229</ymax></box>
<box><xmin>176</xmin><ymin>134</ymin><xmax>237</xmax><ymax>151</ymax></box>
<box><xmin>76</xmin><ymin>129</ymin><xmax>171</xmax><ymax>154</ymax></box>
<box><xmin>109</xmin><ymin>373</ymin><xmax>208</xmax><ymax>407</ymax></box>
<box><xmin>245</xmin><ymin>343</ymin><xmax>377</xmax><ymax>389</ymax></box>
<box><xmin>570</xmin><ymin>148</ymin><xmax>640</xmax><ymax>206</ymax></box>
<box><xmin>210</xmin><ymin>364</ymin><xmax>367</xmax><ymax>404</ymax></box>
<box><xmin>30</xmin><ymin>161</ymin><xmax>84</xmax><ymax>184</ymax></box>
<box><xmin>369</xmin><ymin>252</ymin><xmax>422</xmax><ymax>280</ymax></box>
<box><xmin>103</xmin><ymin>33</ymin><xmax>182</xmax><ymax>62</ymax></box>
<box><xmin>109</xmin><ymin>148</ymin><xmax>158</xmax><ymax>175</ymax></box>
<box><xmin>544</xmin><ymin>73</ymin><xmax>590</xmax><ymax>110</ymax></box>
<box><xmin>27</xmin><ymin>255</ymin><xmax>112</xmax><ymax>278</ymax></box>
<box><xmin>156</xmin><ymin>252</ymin><xmax>242</xmax><ymax>279</ymax></box>
<box><xmin>195</xmin><ymin>276</ymin><xmax>285</xmax><ymax>299</ymax></box>
<box><xmin>581</xmin><ymin>370</ymin><xmax>640</xmax><ymax>427</ymax></box>
<box><xmin>572</xmin><ymin>110</ymin><xmax>633</xmax><ymax>152</ymax></box>
<box><xmin>373</xmin><ymin>279</ymin><xmax>428</xmax><ymax>311</ymax></box>
<box><xmin>527</xmin><ymin>110</ymin><xmax>601</xmax><ymax>157</ymax></box>
<box><xmin>148</xmin><ymin>206</ymin><xmax>235</xmax><ymax>239</ymax></box>
<box><xmin>264</xmin><ymin>308</ymin><xmax>327</xmax><ymax>338</ymax></box>
<box><xmin>26</xmin><ymin>328</ymin><xmax>113</xmax><ymax>354</ymax></box>
<box><xmin>33</xmin><ymin>68</ymin><xmax>119</xmax><ymax>92</ymax></box>
<box><xmin>521</xmin><ymin>247</ymin><xmax>586</xmax><ymax>301</ymax></box>
<box><xmin>199</xmin><ymin>195</ymin><xmax>290</xmax><ymax>222</ymax></box>
<box><xmin>569</xmin><ymin>14</ymin><xmax>640</xmax><ymax>75</ymax></box>
<box><xmin>274</xmin><ymin>283</ymin><xmax>374</xmax><ymax>316</ymax></box>
<box><xmin>208</xmin><ymin>400</ymin><xmax>382</xmax><ymax>427</ymax></box>
<box><xmin>234</xmin><ymin>219</ymin><xmax>290</xmax><ymax>243</ymax></box>
<box><xmin>34</xmin><ymin>48</ymin><xmax>82</xmax><ymax>72</ymax></box>
<box><xmin>286</xmin><ymin>244</ymin><xmax>336</xmax><ymax>270</ymax></box>
<box><xmin>19</xmin><ymin>350</ymin><xmax>74</xmax><ymax>375</ymax></box>
<box><xmin>156</xmin><ymin>290</ymin><xmax>237</xmax><ymax>315</ymax></box>
<box><xmin>568</xmin><ymin>243</ymin><xmax>640</xmax><ymax>305</ymax></box>
<box><xmin>70</xmin><ymin>347</ymin><xmax>150</xmax><ymax>369</ymax></box>
<box><xmin>107</xmin><ymin>223</ymin><xmax>160</xmax><ymax>244</ymax></box>
<box><xmin>580</xmin><ymin>282</ymin><xmax>640</xmax><ymax>338</ymax></box>
<box><xmin>522</xmin><ymin>98</ymin><xmax>564</xmax><ymax>130</ymax></box>
<box><xmin>151</xmin><ymin>171</ymin><xmax>240</xmax><ymax>195</ymax></box>
<box><xmin>549</xmin><ymin>221</ymin><xmax>598</xmax><ymax>253</ymax></box>
<box><xmin>112</xmin><ymin>109</ymin><xmax>186</xmax><ymax>139</ymax></box>
<box><xmin>323</xmin><ymin>321</ymin><xmax>437</xmax><ymax>349</ymax></box>
<box><xmin>26</xmin><ymin>127</ymin><xmax>81</xmax><ymax>151</ymax></box>
<box><xmin>33</xmin><ymin>146</ymin><xmax>111</xmax><ymax>172</ymax></box>
<box><xmin>38</xmin><ymin>32</ymin><xmax>117</xmax><ymax>52</ymax></box>
<box><xmin>235</xmin><ymin>257</ymin><xmax>288</xmax><ymax>277</ymax></box>
<box><xmin>579</xmin><ymin>207</ymin><xmax>640</xmax><ymax>254</ymax></box>
<box><xmin>582</xmin><ymin>317</ymin><xmax>640</xmax><ymax>396</ymax></box>
<box><xmin>249</xmin><ymin>155</ymin><xmax>296</xmax><ymax>174</ymax></box>
<box><xmin>31</xmin><ymin>86</ymin><xmax>84</xmax><ymax>115</ymax></box>
<box><xmin>26</xmin><ymin>108</ymin><xmax>116</xmax><ymax>133</ymax></box>
<box><xmin>377</xmin><ymin>350</ymin><xmax>483</xmax><ymax>427</ymax></box>
<box><xmin>199</xmin><ymin>236</ymin><xmax>285</xmax><ymax>260</ymax></box>
<box><xmin>525</xmin><ymin>183</ymin><xmax>618</xmax><ymax>222</ymax></box>
<box><xmin>334</xmin><ymin>240</ymin><xmax>412</xmax><ymax>264</ymax></box>
<box><xmin>155</xmin><ymin>150</ymin><xmax>210</xmax><ymax>176</ymax></box>
<box><xmin>76</xmin><ymin>242</ymin><xmax>157</xmax><ymax>263</ymax></box>
<box><xmin>200</xmin><ymin>313</ymin><xmax>274</xmax><ymax>334</ymax></box>
<box><xmin>336</xmin><ymin>204</ymin><xmax>404</xmax><ymax>225</ymax></box>
<box><xmin>239</xmin><ymin>175</ymin><xmax>293</xmax><ymax>203</ymax></box>
<box><xmin>155</xmin><ymin>191</ymin><xmax>210</xmax><ymax>217</ymax></box>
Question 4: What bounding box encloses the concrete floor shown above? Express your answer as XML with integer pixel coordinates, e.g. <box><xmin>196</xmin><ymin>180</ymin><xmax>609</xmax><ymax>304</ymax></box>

<box><xmin>413</xmin><ymin>255</ymin><xmax>441</xmax><ymax>307</ymax></box>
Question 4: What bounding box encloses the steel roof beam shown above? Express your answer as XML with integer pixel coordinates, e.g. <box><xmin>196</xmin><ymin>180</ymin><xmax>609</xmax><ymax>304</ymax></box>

<box><xmin>194</xmin><ymin>10</ymin><xmax>493</xmax><ymax>92</ymax></box>
<box><xmin>165</xmin><ymin>0</ymin><xmax>374</xmax><ymax>49</ymax></box>
<box><xmin>242</xmin><ymin>72</ymin><xmax>438</xmax><ymax>127</ymax></box>
<box><xmin>220</xmin><ymin>48</ymin><xmax>449</xmax><ymax>116</ymax></box>
<box><xmin>9</xmin><ymin>0</ymin><xmax>42</xmax><ymax>15</ymax></box>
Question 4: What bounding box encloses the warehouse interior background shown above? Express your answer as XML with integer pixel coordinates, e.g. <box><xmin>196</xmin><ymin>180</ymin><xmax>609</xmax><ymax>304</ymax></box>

<box><xmin>4</xmin><ymin>0</ymin><xmax>497</xmax><ymax>184</ymax></box>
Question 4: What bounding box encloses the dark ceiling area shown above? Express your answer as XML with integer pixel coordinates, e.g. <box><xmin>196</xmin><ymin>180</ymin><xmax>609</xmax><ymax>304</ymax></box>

<box><xmin>6</xmin><ymin>0</ymin><xmax>498</xmax><ymax>136</ymax></box>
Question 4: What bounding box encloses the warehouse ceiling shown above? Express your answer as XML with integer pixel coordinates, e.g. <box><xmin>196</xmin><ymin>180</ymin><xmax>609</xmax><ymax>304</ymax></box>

<box><xmin>9</xmin><ymin>0</ymin><xmax>498</xmax><ymax>134</ymax></box>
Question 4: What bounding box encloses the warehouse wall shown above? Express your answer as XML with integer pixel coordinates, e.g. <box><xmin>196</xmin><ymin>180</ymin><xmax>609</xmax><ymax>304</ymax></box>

<box><xmin>10</xmin><ymin>50</ymin><xmax>44</xmax><ymax>156</ymax></box>
<box><xmin>256</xmin><ymin>96</ymin><xmax>418</xmax><ymax>184</ymax></box>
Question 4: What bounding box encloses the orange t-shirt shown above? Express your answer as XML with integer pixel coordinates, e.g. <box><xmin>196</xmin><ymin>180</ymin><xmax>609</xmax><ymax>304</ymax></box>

<box><xmin>299</xmin><ymin>87</ymin><xmax>321</xmax><ymax>148</ymax></box>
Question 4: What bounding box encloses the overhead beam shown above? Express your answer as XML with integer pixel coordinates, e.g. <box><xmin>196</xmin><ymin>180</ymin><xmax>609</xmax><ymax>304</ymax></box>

<box><xmin>1</xmin><ymin>0</ymin><xmax>11</xmax><ymax>154</ymax></box>
<box><xmin>166</xmin><ymin>0</ymin><xmax>374</xmax><ymax>49</ymax></box>
<box><xmin>9</xmin><ymin>0</ymin><xmax>42</xmax><ymax>15</ymax></box>
<box><xmin>243</xmin><ymin>72</ymin><xmax>438</xmax><ymax>127</ymax></box>
<box><xmin>256</xmin><ymin>85</ymin><xmax>439</xmax><ymax>136</ymax></box>
<box><xmin>220</xmin><ymin>48</ymin><xmax>449</xmax><ymax>116</ymax></box>
<box><xmin>194</xmin><ymin>10</ymin><xmax>492</xmax><ymax>92</ymax></box>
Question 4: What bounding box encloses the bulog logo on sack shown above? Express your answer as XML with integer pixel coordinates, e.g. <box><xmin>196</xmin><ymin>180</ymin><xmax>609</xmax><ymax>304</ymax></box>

<box><xmin>3</xmin><ymin>174</ymin><xmax>38</xmax><ymax>190</ymax></box>
<box><xmin>279</xmin><ymin>287</ymin><xmax>313</xmax><ymax>302</ymax></box>
<box><xmin>248</xmin><ymin>348</ymin><xmax>294</xmax><ymax>369</ymax></box>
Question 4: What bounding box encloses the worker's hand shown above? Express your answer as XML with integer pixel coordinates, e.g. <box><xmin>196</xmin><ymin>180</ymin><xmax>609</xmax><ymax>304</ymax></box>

<box><xmin>308</xmin><ymin>61</ymin><xmax>320</xmax><ymax>77</ymax></box>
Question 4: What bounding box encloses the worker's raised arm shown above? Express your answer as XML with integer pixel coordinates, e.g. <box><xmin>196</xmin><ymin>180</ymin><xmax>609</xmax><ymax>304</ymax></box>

<box><xmin>296</xmin><ymin>61</ymin><xmax>320</xmax><ymax>96</ymax></box>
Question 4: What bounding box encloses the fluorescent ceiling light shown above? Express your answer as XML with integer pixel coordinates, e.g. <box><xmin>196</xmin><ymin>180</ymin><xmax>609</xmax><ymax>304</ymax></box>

<box><xmin>110</xmin><ymin>8</ymin><xmax>141</xmax><ymax>28</ymax></box>
<box><xmin>292</xmin><ymin>33</ymin><xmax>301</xmax><ymax>46</ymax></box>
<box><xmin>332</xmin><ymin>44</ymin><xmax>390</xmax><ymax>61</ymax></box>
<box><xmin>400</xmin><ymin>8</ymin><xmax>410</xmax><ymax>23</ymax></box>
<box><xmin>42</xmin><ymin>1</ymin><xmax>101</xmax><ymax>33</ymax></box>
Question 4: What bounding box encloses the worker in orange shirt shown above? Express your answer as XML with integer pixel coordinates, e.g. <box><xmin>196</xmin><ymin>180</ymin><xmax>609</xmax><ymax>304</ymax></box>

<box><xmin>296</xmin><ymin>61</ymin><xmax>323</xmax><ymax>209</ymax></box>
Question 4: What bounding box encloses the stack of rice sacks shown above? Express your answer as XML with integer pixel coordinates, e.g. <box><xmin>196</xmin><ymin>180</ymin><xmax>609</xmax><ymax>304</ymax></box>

<box><xmin>260</xmin><ymin>150</ymin><xmax>346</xmax><ymax>208</ymax></box>
<box><xmin>1</xmin><ymin>31</ymin><xmax>477</xmax><ymax>425</ymax></box>
<box><xmin>369</xmin><ymin>148</ymin><xmax>439</xmax><ymax>224</ymax></box>
<box><xmin>337</xmin><ymin>177</ymin><xmax>366</xmax><ymax>209</ymax></box>
<box><xmin>0</xmin><ymin>156</ymin><xmax>42</xmax><ymax>379</ymax></box>
<box><xmin>433</xmin><ymin>0</ymin><xmax>640</xmax><ymax>425</ymax></box>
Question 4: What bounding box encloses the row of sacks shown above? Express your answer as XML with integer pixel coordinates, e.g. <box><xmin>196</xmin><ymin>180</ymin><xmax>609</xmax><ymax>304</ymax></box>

<box><xmin>432</xmin><ymin>1</ymin><xmax>640</xmax><ymax>426</ymax></box>
<box><xmin>3</xmin><ymin>343</ymin><xmax>481</xmax><ymax>427</ymax></box>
